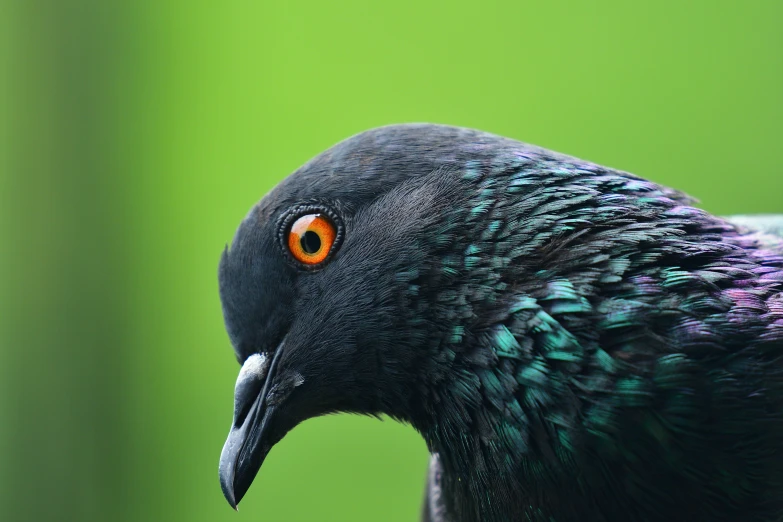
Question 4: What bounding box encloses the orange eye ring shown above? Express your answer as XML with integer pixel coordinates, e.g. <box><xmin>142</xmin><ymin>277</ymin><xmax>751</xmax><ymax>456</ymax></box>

<box><xmin>286</xmin><ymin>213</ymin><xmax>338</xmax><ymax>266</ymax></box>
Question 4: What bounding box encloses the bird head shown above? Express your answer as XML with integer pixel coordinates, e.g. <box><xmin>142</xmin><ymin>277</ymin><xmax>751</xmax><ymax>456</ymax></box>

<box><xmin>216</xmin><ymin>123</ymin><xmax>685</xmax><ymax>509</ymax></box>
<box><xmin>217</xmin><ymin>124</ymin><xmax>528</xmax><ymax>507</ymax></box>
<box><xmin>216</xmin><ymin>124</ymin><xmax>783</xmax><ymax>522</ymax></box>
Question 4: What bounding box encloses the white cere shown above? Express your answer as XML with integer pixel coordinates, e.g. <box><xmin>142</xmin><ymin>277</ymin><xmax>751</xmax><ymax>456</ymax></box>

<box><xmin>235</xmin><ymin>353</ymin><xmax>269</xmax><ymax>391</ymax></box>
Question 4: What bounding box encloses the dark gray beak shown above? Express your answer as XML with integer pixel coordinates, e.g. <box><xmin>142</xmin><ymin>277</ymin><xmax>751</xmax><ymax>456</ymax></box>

<box><xmin>218</xmin><ymin>344</ymin><xmax>284</xmax><ymax>509</ymax></box>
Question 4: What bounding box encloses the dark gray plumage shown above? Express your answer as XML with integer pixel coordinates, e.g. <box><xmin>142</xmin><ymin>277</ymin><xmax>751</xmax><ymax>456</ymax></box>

<box><xmin>216</xmin><ymin>124</ymin><xmax>783</xmax><ymax>521</ymax></box>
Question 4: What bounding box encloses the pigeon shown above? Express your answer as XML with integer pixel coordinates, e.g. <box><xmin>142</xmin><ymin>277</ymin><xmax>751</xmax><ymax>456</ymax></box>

<box><xmin>216</xmin><ymin>124</ymin><xmax>783</xmax><ymax>521</ymax></box>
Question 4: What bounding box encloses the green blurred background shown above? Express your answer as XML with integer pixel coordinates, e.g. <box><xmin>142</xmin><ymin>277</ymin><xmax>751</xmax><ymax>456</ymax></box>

<box><xmin>2</xmin><ymin>1</ymin><xmax>781</xmax><ymax>521</ymax></box>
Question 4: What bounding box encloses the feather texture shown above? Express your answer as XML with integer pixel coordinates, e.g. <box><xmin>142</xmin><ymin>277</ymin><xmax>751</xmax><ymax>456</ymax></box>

<box><xmin>217</xmin><ymin>124</ymin><xmax>783</xmax><ymax>522</ymax></box>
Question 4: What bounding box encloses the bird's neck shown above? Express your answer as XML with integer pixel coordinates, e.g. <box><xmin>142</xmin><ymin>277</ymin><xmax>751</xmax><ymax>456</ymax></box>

<box><xmin>411</xmin><ymin>345</ymin><xmax>568</xmax><ymax>521</ymax></box>
<box><xmin>419</xmin><ymin>412</ymin><xmax>528</xmax><ymax>522</ymax></box>
<box><xmin>404</xmin><ymin>169</ymin><xmax>783</xmax><ymax>521</ymax></box>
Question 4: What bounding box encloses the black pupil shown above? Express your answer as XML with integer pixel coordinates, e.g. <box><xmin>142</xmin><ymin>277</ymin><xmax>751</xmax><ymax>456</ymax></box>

<box><xmin>301</xmin><ymin>231</ymin><xmax>321</xmax><ymax>254</ymax></box>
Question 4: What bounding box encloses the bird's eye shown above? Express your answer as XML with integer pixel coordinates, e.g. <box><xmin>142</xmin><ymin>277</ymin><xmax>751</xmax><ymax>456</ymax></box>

<box><xmin>286</xmin><ymin>213</ymin><xmax>337</xmax><ymax>265</ymax></box>
<box><xmin>278</xmin><ymin>204</ymin><xmax>344</xmax><ymax>269</ymax></box>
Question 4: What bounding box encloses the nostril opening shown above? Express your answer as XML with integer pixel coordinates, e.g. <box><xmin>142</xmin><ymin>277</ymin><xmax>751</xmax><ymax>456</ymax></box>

<box><xmin>233</xmin><ymin>376</ymin><xmax>263</xmax><ymax>427</ymax></box>
<box><xmin>234</xmin><ymin>402</ymin><xmax>252</xmax><ymax>427</ymax></box>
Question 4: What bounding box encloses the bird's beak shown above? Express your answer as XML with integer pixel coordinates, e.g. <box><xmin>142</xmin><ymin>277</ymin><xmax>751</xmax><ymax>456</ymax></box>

<box><xmin>218</xmin><ymin>342</ymin><xmax>285</xmax><ymax>509</ymax></box>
